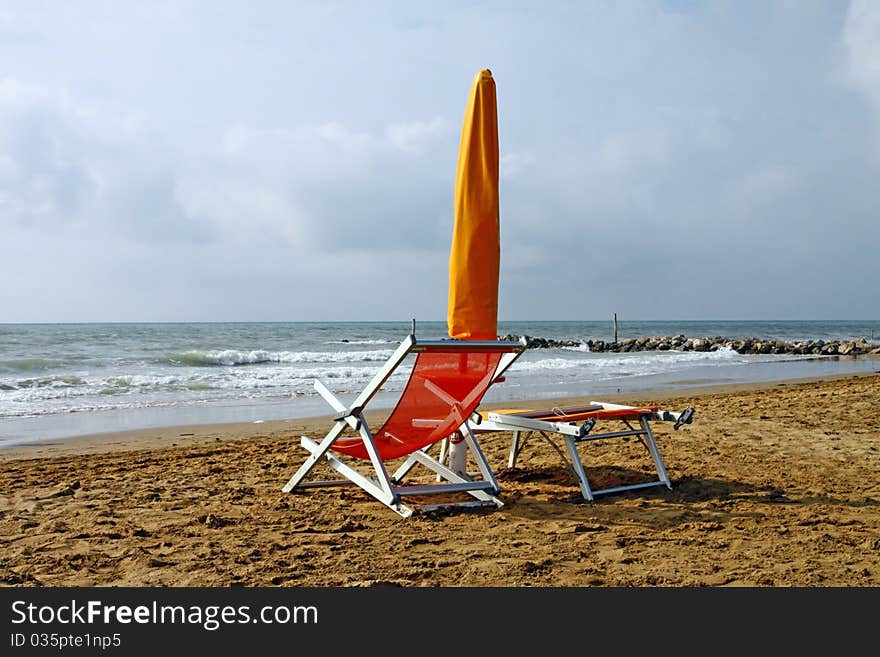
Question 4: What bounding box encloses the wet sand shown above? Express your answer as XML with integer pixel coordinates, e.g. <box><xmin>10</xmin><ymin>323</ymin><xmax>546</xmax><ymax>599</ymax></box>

<box><xmin>1</xmin><ymin>373</ymin><xmax>879</xmax><ymax>586</ymax></box>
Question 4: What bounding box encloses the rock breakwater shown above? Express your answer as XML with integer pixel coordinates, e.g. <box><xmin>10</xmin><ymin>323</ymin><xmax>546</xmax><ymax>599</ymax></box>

<box><xmin>498</xmin><ymin>334</ymin><xmax>880</xmax><ymax>356</ymax></box>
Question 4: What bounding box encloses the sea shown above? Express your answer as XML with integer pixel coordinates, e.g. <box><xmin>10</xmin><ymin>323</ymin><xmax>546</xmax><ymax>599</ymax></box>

<box><xmin>1</xmin><ymin>320</ymin><xmax>878</xmax><ymax>447</ymax></box>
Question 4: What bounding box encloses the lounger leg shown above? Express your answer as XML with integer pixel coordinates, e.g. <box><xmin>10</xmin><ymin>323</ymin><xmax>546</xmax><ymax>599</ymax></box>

<box><xmin>508</xmin><ymin>431</ymin><xmax>520</xmax><ymax>468</ymax></box>
<box><xmin>508</xmin><ymin>431</ymin><xmax>534</xmax><ymax>468</ymax></box>
<box><xmin>564</xmin><ymin>436</ymin><xmax>594</xmax><ymax>501</ymax></box>
<box><xmin>640</xmin><ymin>417</ymin><xmax>671</xmax><ymax>489</ymax></box>
<box><xmin>282</xmin><ymin>421</ymin><xmax>347</xmax><ymax>493</ymax></box>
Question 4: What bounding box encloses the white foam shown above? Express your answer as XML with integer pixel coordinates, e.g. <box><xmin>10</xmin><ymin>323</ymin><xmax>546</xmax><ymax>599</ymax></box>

<box><xmin>176</xmin><ymin>348</ymin><xmax>395</xmax><ymax>366</ymax></box>
<box><xmin>324</xmin><ymin>339</ymin><xmax>394</xmax><ymax>345</ymax></box>
<box><xmin>507</xmin><ymin>345</ymin><xmax>751</xmax><ymax>382</ymax></box>
<box><xmin>0</xmin><ymin>345</ymin><xmax>815</xmax><ymax>420</ymax></box>
<box><xmin>561</xmin><ymin>342</ymin><xmax>591</xmax><ymax>352</ymax></box>
<box><xmin>511</xmin><ymin>357</ymin><xmax>584</xmax><ymax>372</ymax></box>
<box><xmin>0</xmin><ymin>361</ymin><xmax>414</xmax><ymax>418</ymax></box>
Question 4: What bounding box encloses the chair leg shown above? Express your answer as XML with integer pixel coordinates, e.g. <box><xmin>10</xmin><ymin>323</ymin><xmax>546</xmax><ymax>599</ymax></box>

<box><xmin>299</xmin><ymin>437</ymin><xmax>413</xmax><ymax>518</ymax></box>
<box><xmin>393</xmin><ymin>440</ymin><xmax>449</xmax><ymax>484</ymax></box>
<box><xmin>355</xmin><ymin>418</ymin><xmax>397</xmax><ymax>501</ymax></box>
<box><xmin>406</xmin><ymin>449</ymin><xmax>502</xmax><ymax>507</ymax></box>
<box><xmin>436</xmin><ymin>437</ymin><xmax>449</xmax><ymax>481</ymax></box>
<box><xmin>391</xmin><ymin>452</ymin><xmax>420</xmax><ymax>483</ymax></box>
<box><xmin>282</xmin><ymin>421</ymin><xmax>347</xmax><ymax>493</ymax></box>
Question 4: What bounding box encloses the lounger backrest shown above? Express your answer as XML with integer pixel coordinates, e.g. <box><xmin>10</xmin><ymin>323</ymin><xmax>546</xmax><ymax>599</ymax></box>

<box><xmin>330</xmin><ymin>348</ymin><xmax>504</xmax><ymax>461</ymax></box>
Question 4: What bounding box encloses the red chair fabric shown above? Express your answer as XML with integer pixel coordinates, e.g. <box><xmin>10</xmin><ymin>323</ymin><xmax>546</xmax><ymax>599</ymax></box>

<box><xmin>331</xmin><ymin>350</ymin><xmax>503</xmax><ymax>461</ymax></box>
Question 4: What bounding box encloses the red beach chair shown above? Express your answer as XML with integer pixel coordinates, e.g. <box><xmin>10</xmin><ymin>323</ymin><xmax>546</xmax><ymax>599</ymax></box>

<box><xmin>282</xmin><ymin>329</ymin><xmax>526</xmax><ymax>517</ymax></box>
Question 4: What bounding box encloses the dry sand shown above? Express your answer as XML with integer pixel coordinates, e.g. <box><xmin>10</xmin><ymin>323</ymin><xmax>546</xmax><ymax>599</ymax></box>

<box><xmin>1</xmin><ymin>373</ymin><xmax>879</xmax><ymax>587</ymax></box>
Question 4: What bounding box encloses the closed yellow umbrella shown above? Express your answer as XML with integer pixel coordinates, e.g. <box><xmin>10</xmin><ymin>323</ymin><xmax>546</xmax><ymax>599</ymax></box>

<box><xmin>448</xmin><ymin>69</ymin><xmax>500</xmax><ymax>341</ymax></box>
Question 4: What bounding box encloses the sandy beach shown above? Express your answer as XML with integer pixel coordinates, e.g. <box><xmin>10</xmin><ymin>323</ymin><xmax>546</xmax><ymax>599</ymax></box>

<box><xmin>1</xmin><ymin>372</ymin><xmax>878</xmax><ymax>587</ymax></box>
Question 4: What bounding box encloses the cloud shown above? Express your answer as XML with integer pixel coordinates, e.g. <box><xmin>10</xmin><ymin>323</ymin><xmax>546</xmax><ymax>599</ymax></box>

<box><xmin>0</xmin><ymin>78</ymin><xmax>210</xmax><ymax>245</ymax></box>
<box><xmin>178</xmin><ymin>118</ymin><xmax>458</xmax><ymax>252</ymax></box>
<box><xmin>0</xmin><ymin>75</ymin><xmax>463</xmax><ymax>320</ymax></box>
<box><xmin>0</xmin><ymin>81</ymin><xmax>97</xmax><ymax>227</ymax></box>
<box><xmin>500</xmin><ymin>151</ymin><xmax>535</xmax><ymax>179</ymax></box>
<box><xmin>0</xmin><ymin>79</ymin><xmax>459</xmax><ymax>257</ymax></box>
<box><xmin>0</xmin><ymin>1</ymin><xmax>878</xmax><ymax>321</ymax></box>
<box><xmin>386</xmin><ymin>117</ymin><xmax>451</xmax><ymax>154</ymax></box>
<box><xmin>843</xmin><ymin>0</ymin><xmax>880</xmax><ymax>148</ymax></box>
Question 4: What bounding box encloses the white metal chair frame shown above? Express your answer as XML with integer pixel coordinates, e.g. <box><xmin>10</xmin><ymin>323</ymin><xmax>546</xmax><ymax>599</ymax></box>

<box><xmin>282</xmin><ymin>333</ymin><xmax>526</xmax><ymax>517</ymax></box>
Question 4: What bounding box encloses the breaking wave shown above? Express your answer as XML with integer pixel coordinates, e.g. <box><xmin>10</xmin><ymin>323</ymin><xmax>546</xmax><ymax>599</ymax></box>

<box><xmin>164</xmin><ymin>348</ymin><xmax>395</xmax><ymax>367</ymax></box>
<box><xmin>0</xmin><ymin>358</ymin><xmax>68</xmax><ymax>373</ymax></box>
<box><xmin>324</xmin><ymin>339</ymin><xmax>394</xmax><ymax>345</ymax></box>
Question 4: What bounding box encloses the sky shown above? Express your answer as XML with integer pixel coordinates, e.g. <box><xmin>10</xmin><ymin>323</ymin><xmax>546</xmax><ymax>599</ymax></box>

<box><xmin>1</xmin><ymin>0</ymin><xmax>879</xmax><ymax>323</ymax></box>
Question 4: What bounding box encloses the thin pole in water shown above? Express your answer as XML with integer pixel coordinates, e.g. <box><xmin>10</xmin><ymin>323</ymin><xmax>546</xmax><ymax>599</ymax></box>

<box><xmin>613</xmin><ymin>313</ymin><xmax>619</xmax><ymax>343</ymax></box>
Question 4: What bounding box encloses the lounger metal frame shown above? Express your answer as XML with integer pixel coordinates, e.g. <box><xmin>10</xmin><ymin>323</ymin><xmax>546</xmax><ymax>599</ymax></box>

<box><xmin>282</xmin><ymin>333</ymin><xmax>526</xmax><ymax>517</ymax></box>
<box><xmin>474</xmin><ymin>402</ymin><xmax>694</xmax><ymax>501</ymax></box>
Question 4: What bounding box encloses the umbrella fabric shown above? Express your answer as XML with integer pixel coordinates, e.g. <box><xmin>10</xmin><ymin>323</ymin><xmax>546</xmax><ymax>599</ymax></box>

<box><xmin>448</xmin><ymin>69</ymin><xmax>500</xmax><ymax>341</ymax></box>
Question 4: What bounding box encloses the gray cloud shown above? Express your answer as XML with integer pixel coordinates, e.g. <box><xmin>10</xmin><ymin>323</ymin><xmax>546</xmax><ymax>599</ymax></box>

<box><xmin>0</xmin><ymin>1</ymin><xmax>878</xmax><ymax>322</ymax></box>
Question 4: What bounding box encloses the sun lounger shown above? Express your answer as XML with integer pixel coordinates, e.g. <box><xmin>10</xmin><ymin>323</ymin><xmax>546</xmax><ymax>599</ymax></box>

<box><xmin>472</xmin><ymin>401</ymin><xmax>695</xmax><ymax>501</ymax></box>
